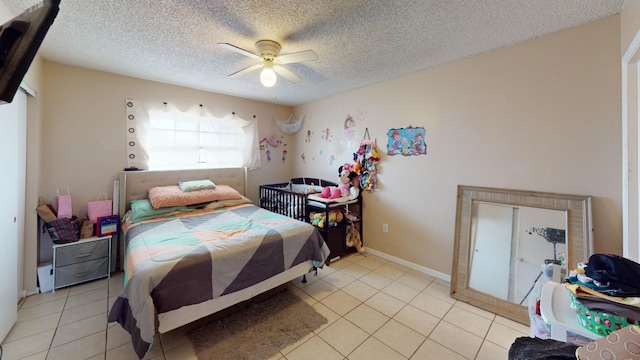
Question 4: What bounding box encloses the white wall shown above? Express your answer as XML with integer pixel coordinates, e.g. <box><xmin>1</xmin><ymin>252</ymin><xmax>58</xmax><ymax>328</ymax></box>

<box><xmin>292</xmin><ymin>16</ymin><xmax>622</xmax><ymax>275</ymax></box>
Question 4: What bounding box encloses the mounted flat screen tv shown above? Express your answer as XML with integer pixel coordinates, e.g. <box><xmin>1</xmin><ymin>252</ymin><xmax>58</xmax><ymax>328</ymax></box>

<box><xmin>0</xmin><ymin>0</ymin><xmax>60</xmax><ymax>104</ymax></box>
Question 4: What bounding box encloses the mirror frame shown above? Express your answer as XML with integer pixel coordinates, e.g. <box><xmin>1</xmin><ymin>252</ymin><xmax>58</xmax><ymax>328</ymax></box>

<box><xmin>451</xmin><ymin>185</ymin><xmax>593</xmax><ymax>325</ymax></box>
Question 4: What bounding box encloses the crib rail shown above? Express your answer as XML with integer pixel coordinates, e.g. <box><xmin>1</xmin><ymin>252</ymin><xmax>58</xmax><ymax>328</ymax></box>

<box><xmin>259</xmin><ymin>179</ymin><xmax>338</xmax><ymax>223</ymax></box>
<box><xmin>259</xmin><ymin>183</ymin><xmax>309</xmax><ymax>222</ymax></box>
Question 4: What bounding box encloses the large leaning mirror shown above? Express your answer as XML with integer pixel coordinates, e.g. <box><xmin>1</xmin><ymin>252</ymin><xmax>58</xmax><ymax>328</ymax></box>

<box><xmin>451</xmin><ymin>185</ymin><xmax>593</xmax><ymax>325</ymax></box>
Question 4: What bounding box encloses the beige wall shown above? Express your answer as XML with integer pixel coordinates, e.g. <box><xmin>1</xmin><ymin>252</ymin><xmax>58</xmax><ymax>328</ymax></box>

<box><xmin>622</xmin><ymin>0</ymin><xmax>640</xmax><ymax>54</ymax></box>
<box><xmin>292</xmin><ymin>15</ymin><xmax>622</xmax><ymax>276</ymax></box>
<box><xmin>40</xmin><ymin>62</ymin><xmax>294</xmax><ymax>216</ymax></box>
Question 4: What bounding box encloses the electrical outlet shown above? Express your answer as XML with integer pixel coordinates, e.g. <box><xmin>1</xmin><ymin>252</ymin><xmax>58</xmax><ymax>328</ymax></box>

<box><xmin>382</xmin><ymin>223</ymin><xmax>388</xmax><ymax>232</ymax></box>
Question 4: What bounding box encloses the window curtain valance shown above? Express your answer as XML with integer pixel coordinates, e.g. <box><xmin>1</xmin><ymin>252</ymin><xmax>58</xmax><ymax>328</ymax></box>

<box><xmin>125</xmin><ymin>98</ymin><xmax>261</xmax><ymax>170</ymax></box>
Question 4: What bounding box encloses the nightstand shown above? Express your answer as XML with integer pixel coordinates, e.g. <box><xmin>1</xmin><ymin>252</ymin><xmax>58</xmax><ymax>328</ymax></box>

<box><xmin>52</xmin><ymin>235</ymin><xmax>111</xmax><ymax>290</ymax></box>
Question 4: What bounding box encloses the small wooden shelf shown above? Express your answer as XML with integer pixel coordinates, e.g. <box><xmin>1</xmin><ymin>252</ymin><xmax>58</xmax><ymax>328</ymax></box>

<box><xmin>306</xmin><ymin>195</ymin><xmax>363</xmax><ymax>264</ymax></box>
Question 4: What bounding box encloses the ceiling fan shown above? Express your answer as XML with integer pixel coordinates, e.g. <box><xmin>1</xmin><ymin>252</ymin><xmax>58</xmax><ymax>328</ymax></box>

<box><xmin>218</xmin><ymin>40</ymin><xmax>317</xmax><ymax>87</ymax></box>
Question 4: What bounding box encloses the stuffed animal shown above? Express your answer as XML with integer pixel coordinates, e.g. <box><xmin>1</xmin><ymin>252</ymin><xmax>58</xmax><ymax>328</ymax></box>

<box><xmin>311</xmin><ymin>211</ymin><xmax>343</xmax><ymax>228</ymax></box>
<box><xmin>319</xmin><ymin>165</ymin><xmax>359</xmax><ymax>200</ymax></box>
<box><xmin>346</xmin><ymin>222</ymin><xmax>364</xmax><ymax>252</ymax></box>
<box><xmin>328</xmin><ymin>210</ymin><xmax>343</xmax><ymax>227</ymax></box>
<box><xmin>311</xmin><ymin>212</ymin><xmax>325</xmax><ymax>228</ymax></box>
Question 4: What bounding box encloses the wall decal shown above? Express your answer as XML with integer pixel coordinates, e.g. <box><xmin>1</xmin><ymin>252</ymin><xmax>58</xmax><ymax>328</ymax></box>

<box><xmin>322</xmin><ymin>128</ymin><xmax>332</xmax><ymax>142</ymax></box>
<box><xmin>344</xmin><ymin>114</ymin><xmax>356</xmax><ymax>142</ymax></box>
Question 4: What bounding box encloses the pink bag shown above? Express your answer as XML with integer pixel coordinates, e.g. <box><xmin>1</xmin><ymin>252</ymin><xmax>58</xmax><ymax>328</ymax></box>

<box><xmin>56</xmin><ymin>187</ymin><xmax>73</xmax><ymax>219</ymax></box>
<box><xmin>87</xmin><ymin>193</ymin><xmax>112</xmax><ymax>223</ymax></box>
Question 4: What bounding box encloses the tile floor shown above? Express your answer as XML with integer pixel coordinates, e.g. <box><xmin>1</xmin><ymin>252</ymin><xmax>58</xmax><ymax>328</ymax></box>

<box><xmin>1</xmin><ymin>253</ymin><xmax>529</xmax><ymax>359</ymax></box>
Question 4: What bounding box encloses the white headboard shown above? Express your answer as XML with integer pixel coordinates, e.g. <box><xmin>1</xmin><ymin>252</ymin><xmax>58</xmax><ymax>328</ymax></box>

<box><xmin>118</xmin><ymin>168</ymin><xmax>247</xmax><ymax>218</ymax></box>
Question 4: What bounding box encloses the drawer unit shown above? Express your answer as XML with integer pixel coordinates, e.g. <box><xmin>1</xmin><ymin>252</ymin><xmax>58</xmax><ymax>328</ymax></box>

<box><xmin>52</xmin><ymin>235</ymin><xmax>111</xmax><ymax>290</ymax></box>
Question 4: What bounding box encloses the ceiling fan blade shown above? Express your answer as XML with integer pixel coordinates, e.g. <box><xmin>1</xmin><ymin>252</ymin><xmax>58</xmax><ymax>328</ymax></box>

<box><xmin>218</xmin><ymin>43</ymin><xmax>260</xmax><ymax>59</ymax></box>
<box><xmin>228</xmin><ymin>64</ymin><xmax>262</xmax><ymax>78</ymax></box>
<box><xmin>273</xmin><ymin>65</ymin><xmax>301</xmax><ymax>83</ymax></box>
<box><xmin>277</xmin><ymin>50</ymin><xmax>318</xmax><ymax>64</ymax></box>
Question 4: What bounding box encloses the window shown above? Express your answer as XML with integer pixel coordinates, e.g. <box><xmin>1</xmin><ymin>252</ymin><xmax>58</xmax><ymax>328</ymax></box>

<box><xmin>125</xmin><ymin>99</ymin><xmax>260</xmax><ymax>170</ymax></box>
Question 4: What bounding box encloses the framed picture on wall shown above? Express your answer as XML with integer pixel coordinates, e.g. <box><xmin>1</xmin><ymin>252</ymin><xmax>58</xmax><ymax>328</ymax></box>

<box><xmin>387</xmin><ymin>126</ymin><xmax>427</xmax><ymax>156</ymax></box>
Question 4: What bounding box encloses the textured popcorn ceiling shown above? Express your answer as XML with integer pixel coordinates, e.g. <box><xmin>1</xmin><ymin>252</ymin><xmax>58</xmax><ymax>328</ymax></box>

<box><xmin>2</xmin><ymin>0</ymin><xmax>625</xmax><ymax>106</ymax></box>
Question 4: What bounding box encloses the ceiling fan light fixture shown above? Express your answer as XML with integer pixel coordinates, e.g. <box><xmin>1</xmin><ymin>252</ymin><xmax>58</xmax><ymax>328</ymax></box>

<box><xmin>260</xmin><ymin>62</ymin><xmax>277</xmax><ymax>87</ymax></box>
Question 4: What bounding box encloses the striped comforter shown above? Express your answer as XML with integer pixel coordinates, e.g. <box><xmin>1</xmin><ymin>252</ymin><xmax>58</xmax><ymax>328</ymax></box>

<box><xmin>107</xmin><ymin>204</ymin><xmax>329</xmax><ymax>358</ymax></box>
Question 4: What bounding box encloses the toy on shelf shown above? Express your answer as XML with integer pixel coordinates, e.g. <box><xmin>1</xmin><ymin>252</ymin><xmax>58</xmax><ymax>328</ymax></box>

<box><xmin>319</xmin><ymin>164</ymin><xmax>360</xmax><ymax>200</ymax></box>
<box><xmin>310</xmin><ymin>210</ymin><xmax>343</xmax><ymax>228</ymax></box>
<box><xmin>346</xmin><ymin>221</ymin><xmax>364</xmax><ymax>252</ymax></box>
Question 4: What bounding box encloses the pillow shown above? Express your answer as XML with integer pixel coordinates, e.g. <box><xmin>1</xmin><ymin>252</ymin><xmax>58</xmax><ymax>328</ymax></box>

<box><xmin>204</xmin><ymin>195</ymin><xmax>253</xmax><ymax>210</ymax></box>
<box><xmin>149</xmin><ymin>184</ymin><xmax>243</xmax><ymax>209</ymax></box>
<box><xmin>130</xmin><ymin>199</ymin><xmax>193</xmax><ymax>223</ymax></box>
<box><xmin>178</xmin><ymin>179</ymin><xmax>216</xmax><ymax>192</ymax></box>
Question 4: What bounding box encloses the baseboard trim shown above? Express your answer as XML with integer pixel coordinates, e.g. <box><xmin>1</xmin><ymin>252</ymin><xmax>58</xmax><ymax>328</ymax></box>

<box><xmin>365</xmin><ymin>248</ymin><xmax>451</xmax><ymax>283</ymax></box>
<box><xmin>24</xmin><ymin>289</ymin><xmax>39</xmax><ymax>297</ymax></box>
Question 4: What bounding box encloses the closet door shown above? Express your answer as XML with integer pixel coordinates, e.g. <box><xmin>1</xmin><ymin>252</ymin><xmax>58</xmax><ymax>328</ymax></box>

<box><xmin>0</xmin><ymin>90</ymin><xmax>26</xmax><ymax>343</ymax></box>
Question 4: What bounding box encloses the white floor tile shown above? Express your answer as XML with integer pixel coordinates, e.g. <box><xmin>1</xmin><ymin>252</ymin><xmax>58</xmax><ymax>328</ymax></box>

<box><xmin>302</xmin><ymin>278</ymin><xmax>339</xmax><ymax>301</ymax></box>
<box><xmin>318</xmin><ymin>318</ymin><xmax>369</xmax><ymax>356</ymax></box>
<box><xmin>423</xmin><ymin>280</ymin><xmax>456</xmax><ymax>304</ymax></box>
<box><xmin>3</xmin><ymin>312</ymin><xmax>60</xmax><ymax>343</ymax></box>
<box><xmin>429</xmin><ymin>321</ymin><xmax>484</xmax><ymax>359</ymax></box>
<box><xmin>356</xmin><ymin>255</ymin><xmax>386</xmax><ymax>271</ymax></box>
<box><xmin>365</xmin><ymin>291</ymin><xmax>406</xmax><ymax>317</ymax></box>
<box><xmin>322</xmin><ymin>270</ymin><xmax>356</xmax><ymax>289</ymax></box>
<box><xmin>476</xmin><ymin>340</ymin><xmax>509</xmax><ymax>360</ymax></box>
<box><xmin>52</xmin><ymin>313</ymin><xmax>107</xmax><ymax>347</ymax></box>
<box><xmin>344</xmin><ymin>304</ymin><xmax>390</xmax><ymax>334</ymax></box>
<box><xmin>321</xmin><ymin>289</ymin><xmax>361</xmax><ymax>316</ymax></box>
<box><xmin>485</xmin><ymin>321</ymin><xmax>528</xmax><ymax>349</ymax></box>
<box><xmin>349</xmin><ymin>336</ymin><xmax>406</xmax><ymax>360</ymax></box>
<box><xmin>393</xmin><ymin>305</ymin><xmax>440</xmax><ymax>337</ymax></box>
<box><xmin>412</xmin><ymin>339</ymin><xmax>468</xmax><ymax>360</ymax></box>
<box><xmin>46</xmin><ymin>331</ymin><xmax>106</xmax><ymax>360</ymax></box>
<box><xmin>410</xmin><ymin>292</ymin><xmax>454</xmax><ymax>319</ymax></box>
<box><xmin>285</xmin><ymin>335</ymin><xmax>344</xmax><ymax>360</ymax></box>
<box><xmin>373</xmin><ymin>263</ymin><xmax>408</xmax><ymax>280</ymax></box>
<box><xmin>0</xmin><ymin>329</ymin><xmax>55</xmax><ymax>359</ymax></box>
<box><xmin>358</xmin><ymin>271</ymin><xmax>394</xmax><ymax>290</ymax></box>
<box><xmin>16</xmin><ymin>298</ymin><xmax>65</xmax><ymax>323</ymax></box>
<box><xmin>341</xmin><ymin>279</ymin><xmax>378</xmax><ymax>302</ymax></box>
<box><xmin>382</xmin><ymin>280</ymin><xmax>420</xmax><ymax>303</ymax></box>
<box><xmin>397</xmin><ymin>270</ymin><xmax>435</xmax><ymax>291</ymax></box>
<box><xmin>373</xmin><ymin>319</ymin><xmax>426</xmax><ymax>358</ymax></box>
<box><xmin>21</xmin><ymin>288</ymin><xmax>69</xmax><ymax>309</ymax></box>
<box><xmin>453</xmin><ymin>300</ymin><xmax>496</xmax><ymax>320</ymax></box>
<box><xmin>15</xmin><ymin>252</ymin><xmax>536</xmax><ymax>360</ymax></box>
<box><xmin>444</xmin><ymin>305</ymin><xmax>493</xmax><ymax>338</ymax></box>
<box><xmin>340</xmin><ymin>263</ymin><xmax>371</xmax><ymax>279</ymax></box>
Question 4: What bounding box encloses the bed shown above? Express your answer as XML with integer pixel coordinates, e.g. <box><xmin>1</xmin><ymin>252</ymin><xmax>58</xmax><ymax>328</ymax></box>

<box><xmin>107</xmin><ymin>168</ymin><xmax>330</xmax><ymax>359</ymax></box>
<box><xmin>259</xmin><ymin>177</ymin><xmax>337</xmax><ymax>222</ymax></box>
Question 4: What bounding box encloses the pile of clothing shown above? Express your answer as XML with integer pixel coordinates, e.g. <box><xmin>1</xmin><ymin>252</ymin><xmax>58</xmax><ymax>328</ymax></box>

<box><xmin>510</xmin><ymin>254</ymin><xmax>640</xmax><ymax>359</ymax></box>
<box><xmin>564</xmin><ymin>254</ymin><xmax>640</xmax><ymax>336</ymax></box>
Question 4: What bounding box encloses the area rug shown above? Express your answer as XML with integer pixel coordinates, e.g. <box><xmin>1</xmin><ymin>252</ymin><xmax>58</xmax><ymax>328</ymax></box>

<box><xmin>187</xmin><ymin>288</ymin><xmax>328</xmax><ymax>360</ymax></box>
